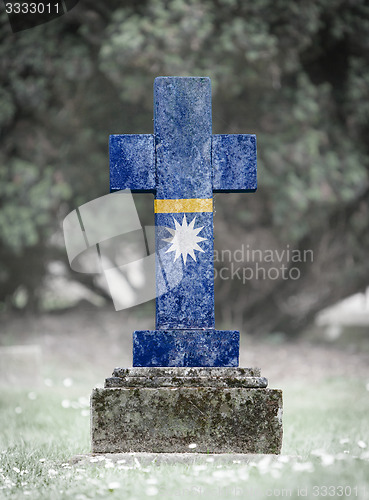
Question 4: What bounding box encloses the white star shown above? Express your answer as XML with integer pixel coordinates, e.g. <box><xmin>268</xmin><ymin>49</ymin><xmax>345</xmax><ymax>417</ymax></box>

<box><xmin>162</xmin><ymin>215</ymin><xmax>207</xmax><ymax>264</ymax></box>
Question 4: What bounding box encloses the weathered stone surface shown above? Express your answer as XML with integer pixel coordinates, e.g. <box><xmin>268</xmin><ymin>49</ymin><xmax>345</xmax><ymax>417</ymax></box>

<box><xmin>109</xmin><ymin>77</ymin><xmax>258</xmax><ymax>366</ymax></box>
<box><xmin>213</xmin><ymin>134</ymin><xmax>257</xmax><ymax>192</ymax></box>
<box><xmin>105</xmin><ymin>376</ymin><xmax>268</xmax><ymax>388</ymax></box>
<box><xmin>155</xmin><ymin>212</ymin><xmax>215</xmax><ymax>330</ymax></box>
<box><xmin>113</xmin><ymin>367</ymin><xmax>261</xmax><ymax>377</ymax></box>
<box><xmin>154</xmin><ymin>77</ymin><xmax>212</xmax><ymax>200</ymax></box>
<box><xmin>107</xmin><ymin>366</ymin><xmax>266</xmax><ymax>388</ymax></box>
<box><xmin>96</xmin><ymin>77</ymin><xmax>281</xmax><ymax>455</ymax></box>
<box><xmin>158</xmin><ymin>77</ymin><xmax>212</xmax><ymax>330</ymax></box>
<box><xmin>154</xmin><ymin>78</ymin><xmax>214</xmax><ymax>330</ymax></box>
<box><xmin>91</xmin><ymin>385</ymin><xmax>283</xmax><ymax>454</ymax></box>
<box><xmin>133</xmin><ymin>329</ymin><xmax>239</xmax><ymax>367</ymax></box>
<box><xmin>109</xmin><ymin>134</ymin><xmax>155</xmax><ymax>193</ymax></box>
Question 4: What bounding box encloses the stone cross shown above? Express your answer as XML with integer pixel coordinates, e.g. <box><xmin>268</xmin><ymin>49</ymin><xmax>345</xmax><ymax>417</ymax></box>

<box><xmin>109</xmin><ymin>77</ymin><xmax>256</xmax><ymax>367</ymax></box>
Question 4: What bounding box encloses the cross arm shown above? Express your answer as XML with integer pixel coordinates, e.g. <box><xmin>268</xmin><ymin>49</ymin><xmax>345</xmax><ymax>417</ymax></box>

<box><xmin>109</xmin><ymin>134</ymin><xmax>155</xmax><ymax>193</ymax></box>
<box><xmin>212</xmin><ymin>134</ymin><xmax>257</xmax><ymax>192</ymax></box>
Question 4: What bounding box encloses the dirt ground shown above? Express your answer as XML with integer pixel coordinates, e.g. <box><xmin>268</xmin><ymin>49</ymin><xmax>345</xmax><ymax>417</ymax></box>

<box><xmin>1</xmin><ymin>303</ymin><xmax>369</xmax><ymax>388</ymax></box>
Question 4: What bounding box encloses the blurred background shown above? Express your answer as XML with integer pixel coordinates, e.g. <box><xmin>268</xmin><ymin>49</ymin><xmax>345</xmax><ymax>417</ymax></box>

<box><xmin>1</xmin><ymin>0</ymin><xmax>369</xmax><ymax>383</ymax></box>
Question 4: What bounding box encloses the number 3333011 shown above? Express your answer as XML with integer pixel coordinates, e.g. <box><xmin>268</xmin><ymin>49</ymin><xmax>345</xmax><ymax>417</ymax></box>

<box><xmin>5</xmin><ymin>3</ymin><xmax>60</xmax><ymax>14</ymax></box>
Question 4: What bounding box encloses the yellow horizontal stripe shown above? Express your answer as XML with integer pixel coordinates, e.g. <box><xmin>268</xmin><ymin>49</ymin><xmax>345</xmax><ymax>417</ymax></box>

<box><xmin>154</xmin><ymin>198</ymin><xmax>213</xmax><ymax>213</ymax></box>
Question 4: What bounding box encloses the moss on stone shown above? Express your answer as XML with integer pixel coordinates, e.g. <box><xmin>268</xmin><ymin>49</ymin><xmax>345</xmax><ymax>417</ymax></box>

<box><xmin>91</xmin><ymin>385</ymin><xmax>283</xmax><ymax>454</ymax></box>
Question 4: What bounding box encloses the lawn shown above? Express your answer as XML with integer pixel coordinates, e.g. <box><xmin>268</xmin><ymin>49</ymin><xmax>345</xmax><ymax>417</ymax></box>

<box><xmin>1</xmin><ymin>376</ymin><xmax>369</xmax><ymax>499</ymax></box>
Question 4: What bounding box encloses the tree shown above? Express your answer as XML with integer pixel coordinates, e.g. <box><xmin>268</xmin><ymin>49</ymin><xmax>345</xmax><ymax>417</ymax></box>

<box><xmin>0</xmin><ymin>0</ymin><xmax>368</xmax><ymax>334</ymax></box>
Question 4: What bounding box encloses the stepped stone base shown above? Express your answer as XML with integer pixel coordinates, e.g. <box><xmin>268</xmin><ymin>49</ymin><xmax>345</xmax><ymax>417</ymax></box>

<box><xmin>133</xmin><ymin>330</ymin><xmax>240</xmax><ymax>367</ymax></box>
<box><xmin>91</xmin><ymin>368</ymin><xmax>283</xmax><ymax>454</ymax></box>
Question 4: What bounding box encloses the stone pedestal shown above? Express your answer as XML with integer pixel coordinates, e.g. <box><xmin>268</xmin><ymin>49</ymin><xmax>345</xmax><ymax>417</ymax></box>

<box><xmin>133</xmin><ymin>330</ymin><xmax>240</xmax><ymax>367</ymax></box>
<box><xmin>91</xmin><ymin>368</ymin><xmax>283</xmax><ymax>454</ymax></box>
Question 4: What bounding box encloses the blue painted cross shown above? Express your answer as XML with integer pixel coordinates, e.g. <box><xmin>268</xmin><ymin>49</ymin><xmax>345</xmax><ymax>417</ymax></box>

<box><xmin>110</xmin><ymin>77</ymin><xmax>256</xmax><ymax>367</ymax></box>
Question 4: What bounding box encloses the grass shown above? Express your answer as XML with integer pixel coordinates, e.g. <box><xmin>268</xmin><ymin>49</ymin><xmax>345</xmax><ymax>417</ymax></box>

<box><xmin>1</xmin><ymin>377</ymin><xmax>369</xmax><ymax>499</ymax></box>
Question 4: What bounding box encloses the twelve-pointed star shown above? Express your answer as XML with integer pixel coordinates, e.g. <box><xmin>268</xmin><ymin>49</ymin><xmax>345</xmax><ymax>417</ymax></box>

<box><xmin>162</xmin><ymin>215</ymin><xmax>207</xmax><ymax>264</ymax></box>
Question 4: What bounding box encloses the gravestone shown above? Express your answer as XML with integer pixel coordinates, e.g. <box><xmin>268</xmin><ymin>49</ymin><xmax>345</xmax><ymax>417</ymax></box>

<box><xmin>91</xmin><ymin>77</ymin><xmax>283</xmax><ymax>453</ymax></box>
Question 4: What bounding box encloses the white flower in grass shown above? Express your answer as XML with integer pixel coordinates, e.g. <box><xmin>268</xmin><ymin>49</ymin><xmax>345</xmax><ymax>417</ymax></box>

<box><xmin>78</xmin><ymin>396</ymin><xmax>89</xmax><ymax>406</ymax></box>
<box><xmin>272</xmin><ymin>461</ymin><xmax>283</xmax><ymax>470</ymax></box>
<box><xmin>256</xmin><ymin>455</ymin><xmax>272</xmax><ymax>473</ymax></box>
<box><xmin>108</xmin><ymin>482</ymin><xmax>121</xmax><ymax>491</ymax></box>
<box><xmin>212</xmin><ymin>468</ymin><xmax>238</xmax><ymax>481</ymax></box>
<box><xmin>61</xmin><ymin>400</ymin><xmax>70</xmax><ymax>409</ymax></box>
<box><xmin>212</xmin><ymin>469</ymin><xmax>225</xmax><ymax>479</ymax></box>
<box><xmin>4</xmin><ymin>477</ymin><xmax>15</xmax><ymax>487</ymax></box>
<box><xmin>271</xmin><ymin>469</ymin><xmax>281</xmax><ymax>479</ymax></box>
<box><xmin>63</xmin><ymin>378</ymin><xmax>73</xmax><ymax>387</ymax></box>
<box><xmin>292</xmin><ymin>462</ymin><xmax>314</xmax><ymax>472</ymax></box>
<box><xmin>311</xmin><ymin>449</ymin><xmax>325</xmax><ymax>456</ymax></box>
<box><xmin>13</xmin><ymin>467</ymin><xmax>20</xmax><ymax>474</ymax></box>
<box><xmin>358</xmin><ymin>440</ymin><xmax>367</xmax><ymax>449</ymax></box>
<box><xmin>193</xmin><ymin>465</ymin><xmax>207</xmax><ymax>472</ymax></box>
<box><xmin>238</xmin><ymin>468</ymin><xmax>249</xmax><ymax>481</ymax></box>
<box><xmin>39</xmin><ymin>459</ymin><xmax>46</xmax><ymax>463</ymax></box>
<box><xmin>321</xmin><ymin>455</ymin><xmax>335</xmax><ymax>466</ymax></box>
<box><xmin>48</xmin><ymin>469</ymin><xmax>58</xmax><ymax>477</ymax></box>
<box><xmin>336</xmin><ymin>453</ymin><xmax>350</xmax><ymax>460</ymax></box>
<box><xmin>104</xmin><ymin>462</ymin><xmax>114</xmax><ymax>469</ymax></box>
<box><xmin>188</xmin><ymin>443</ymin><xmax>197</xmax><ymax>449</ymax></box>
<box><xmin>146</xmin><ymin>486</ymin><xmax>159</xmax><ymax>496</ymax></box>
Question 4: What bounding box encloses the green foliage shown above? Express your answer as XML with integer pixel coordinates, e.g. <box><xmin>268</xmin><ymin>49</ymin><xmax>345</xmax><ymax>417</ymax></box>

<box><xmin>0</xmin><ymin>0</ymin><xmax>368</xmax><ymax>321</ymax></box>
<box><xmin>99</xmin><ymin>0</ymin><xmax>369</xmax><ymax>247</ymax></box>
<box><xmin>0</xmin><ymin>160</ymin><xmax>71</xmax><ymax>253</ymax></box>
